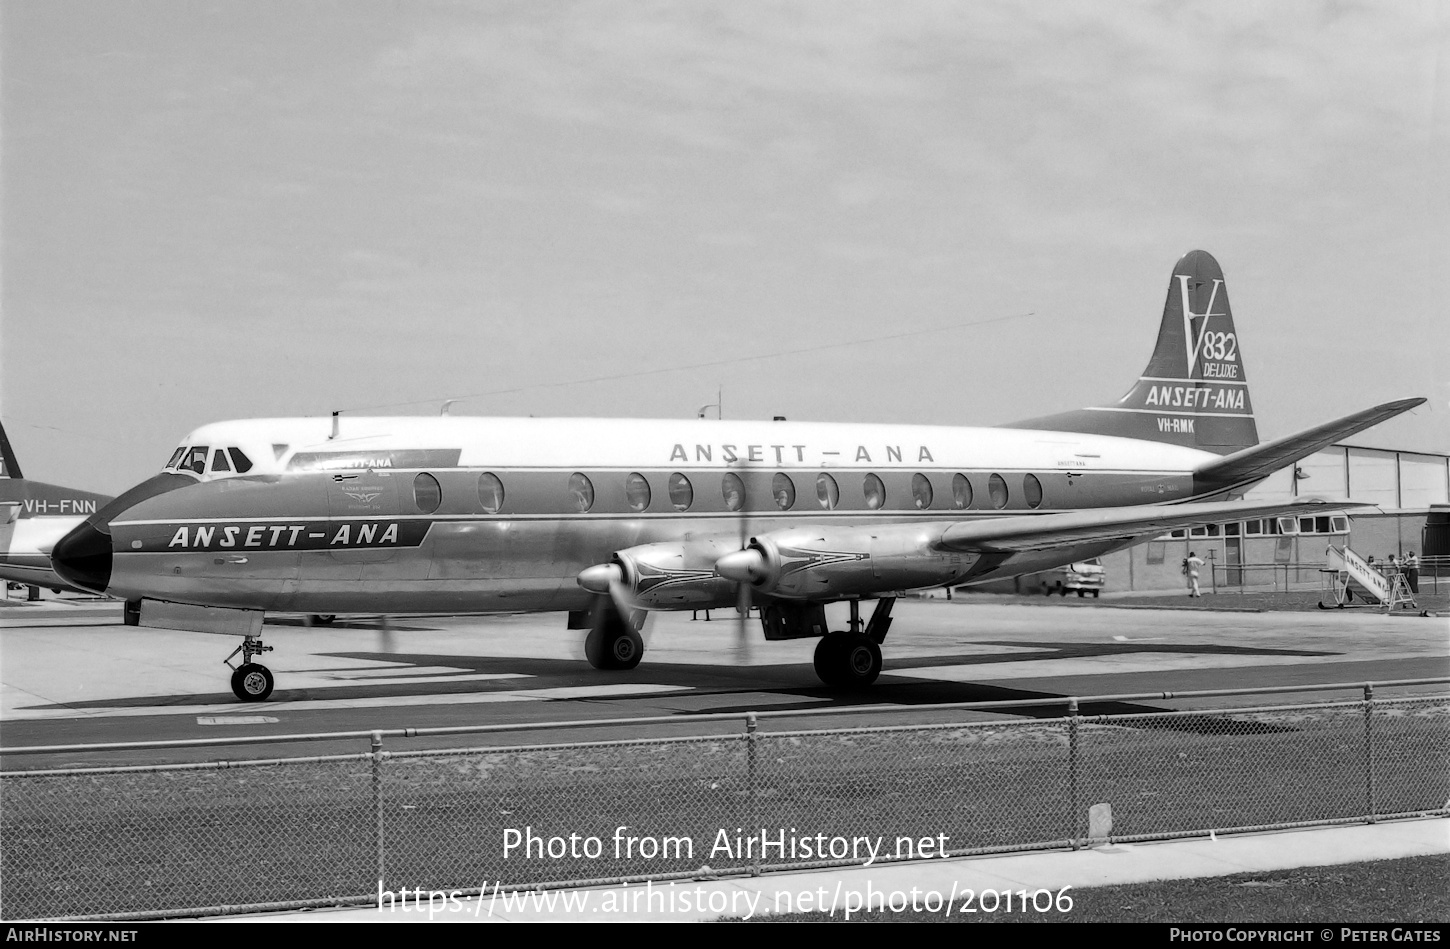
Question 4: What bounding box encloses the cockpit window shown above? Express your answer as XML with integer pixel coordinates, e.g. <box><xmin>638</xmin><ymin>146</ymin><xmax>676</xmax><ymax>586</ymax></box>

<box><xmin>212</xmin><ymin>449</ymin><xmax>232</xmax><ymax>473</ymax></box>
<box><xmin>166</xmin><ymin>448</ymin><xmax>186</xmax><ymax>469</ymax></box>
<box><xmin>185</xmin><ymin>446</ymin><xmax>209</xmax><ymax>474</ymax></box>
<box><xmin>228</xmin><ymin>448</ymin><xmax>254</xmax><ymax>473</ymax></box>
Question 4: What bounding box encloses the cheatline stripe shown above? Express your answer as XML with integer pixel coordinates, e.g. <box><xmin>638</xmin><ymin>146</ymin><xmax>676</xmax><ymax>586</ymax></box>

<box><xmin>111</xmin><ymin>503</ymin><xmax>1192</xmax><ymax>528</ymax></box>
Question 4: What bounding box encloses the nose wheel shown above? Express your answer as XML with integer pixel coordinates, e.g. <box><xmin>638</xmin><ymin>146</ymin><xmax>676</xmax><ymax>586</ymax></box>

<box><xmin>225</xmin><ymin>635</ymin><xmax>275</xmax><ymax>702</ymax></box>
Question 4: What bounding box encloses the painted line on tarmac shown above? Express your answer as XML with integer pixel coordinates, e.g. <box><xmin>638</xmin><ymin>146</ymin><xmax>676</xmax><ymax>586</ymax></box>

<box><xmin>4</xmin><ymin>683</ymin><xmax>695</xmax><ymax>720</ymax></box>
<box><xmin>888</xmin><ymin>652</ymin><xmax>1350</xmax><ymax>682</ymax></box>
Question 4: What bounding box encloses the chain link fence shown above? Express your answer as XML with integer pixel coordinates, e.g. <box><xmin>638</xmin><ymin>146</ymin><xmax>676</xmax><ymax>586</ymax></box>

<box><xmin>2</xmin><ymin>688</ymin><xmax>1447</xmax><ymax>920</ymax></box>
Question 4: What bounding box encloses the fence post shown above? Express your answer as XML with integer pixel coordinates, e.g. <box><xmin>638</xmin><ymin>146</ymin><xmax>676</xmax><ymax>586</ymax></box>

<box><xmin>1067</xmin><ymin>697</ymin><xmax>1081</xmax><ymax>849</ymax></box>
<box><xmin>1362</xmin><ymin>684</ymin><xmax>1377</xmax><ymax>823</ymax></box>
<box><xmin>745</xmin><ymin>712</ymin><xmax>760</xmax><ymax>876</ymax></box>
<box><xmin>372</xmin><ymin>730</ymin><xmax>386</xmax><ymax>891</ymax></box>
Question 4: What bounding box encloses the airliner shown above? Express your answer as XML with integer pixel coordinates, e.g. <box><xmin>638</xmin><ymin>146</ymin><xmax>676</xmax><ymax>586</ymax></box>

<box><xmin>51</xmin><ymin>251</ymin><xmax>1423</xmax><ymax>702</ymax></box>
<box><xmin>0</xmin><ymin>424</ymin><xmax>110</xmax><ymax>596</ymax></box>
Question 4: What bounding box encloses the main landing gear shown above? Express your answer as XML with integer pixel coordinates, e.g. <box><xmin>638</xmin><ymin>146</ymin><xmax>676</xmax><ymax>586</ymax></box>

<box><xmin>812</xmin><ymin>597</ymin><xmax>894</xmax><ymax>689</ymax></box>
<box><xmin>584</xmin><ymin>599</ymin><xmax>644</xmax><ymax>671</ymax></box>
<box><xmin>225</xmin><ymin>635</ymin><xmax>275</xmax><ymax>702</ymax></box>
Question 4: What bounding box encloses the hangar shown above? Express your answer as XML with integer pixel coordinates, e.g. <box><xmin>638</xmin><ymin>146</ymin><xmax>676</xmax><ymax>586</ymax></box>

<box><xmin>1047</xmin><ymin>441</ymin><xmax>1448</xmax><ymax>594</ymax></box>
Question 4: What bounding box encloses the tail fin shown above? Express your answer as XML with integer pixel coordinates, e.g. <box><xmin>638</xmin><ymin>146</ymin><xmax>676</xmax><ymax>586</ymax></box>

<box><xmin>0</xmin><ymin>423</ymin><xmax>21</xmax><ymax>479</ymax></box>
<box><xmin>1009</xmin><ymin>249</ymin><xmax>1258</xmax><ymax>454</ymax></box>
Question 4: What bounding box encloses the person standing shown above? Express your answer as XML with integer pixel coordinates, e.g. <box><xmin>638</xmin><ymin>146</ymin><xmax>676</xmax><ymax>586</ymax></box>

<box><xmin>1184</xmin><ymin>551</ymin><xmax>1205</xmax><ymax>597</ymax></box>
<box><xmin>1404</xmin><ymin>551</ymin><xmax>1420</xmax><ymax>594</ymax></box>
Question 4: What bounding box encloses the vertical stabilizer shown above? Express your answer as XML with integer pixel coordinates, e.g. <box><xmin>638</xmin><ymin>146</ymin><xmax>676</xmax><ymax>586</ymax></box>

<box><xmin>1009</xmin><ymin>250</ymin><xmax>1259</xmax><ymax>454</ymax></box>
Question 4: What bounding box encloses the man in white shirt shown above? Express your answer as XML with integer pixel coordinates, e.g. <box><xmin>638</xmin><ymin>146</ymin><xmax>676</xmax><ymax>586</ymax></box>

<box><xmin>1184</xmin><ymin>551</ymin><xmax>1206</xmax><ymax>597</ymax></box>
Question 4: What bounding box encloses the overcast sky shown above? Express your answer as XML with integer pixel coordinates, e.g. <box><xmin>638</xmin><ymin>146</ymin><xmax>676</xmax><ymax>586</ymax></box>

<box><xmin>2</xmin><ymin>0</ymin><xmax>1446</xmax><ymax>496</ymax></box>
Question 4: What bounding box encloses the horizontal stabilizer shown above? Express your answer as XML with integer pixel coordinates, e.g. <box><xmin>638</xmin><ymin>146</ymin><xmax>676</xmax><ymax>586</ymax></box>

<box><xmin>1192</xmin><ymin>398</ymin><xmax>1425</xmax><ymax>496</ymax></box>
<box><xmin>937</xmin><ymin>497</ymin><xmax>1363</xmax><ymax>554</ymax></box>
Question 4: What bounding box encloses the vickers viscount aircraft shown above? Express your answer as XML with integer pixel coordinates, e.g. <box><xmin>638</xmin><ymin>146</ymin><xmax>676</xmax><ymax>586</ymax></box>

<box><xmin>52</xmin><ymin>251</ymin><xmax>1423</xmax><ymax>701</ymax></box>
<box><xmin>0</xmin><ymin>424</ymin><xmax>111</xmax><ymax>596</ymax></box>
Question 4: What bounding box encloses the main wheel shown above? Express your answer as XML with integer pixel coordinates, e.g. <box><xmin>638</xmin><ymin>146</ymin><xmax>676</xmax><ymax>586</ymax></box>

<box><xmin>310</xmin><ymin>614</ymin><xmax>336</xmax><ymax>625</ymax></box>
<box><xmin>814</xmin><ymin>632</ymin><xmax>881</xmax><ymax>689</ymax></box>
<box><xmin>585</xmin><ymin>624</ymin><xmax>644</xmax><ymax>670</ymax></box>
<box><xmin>231</xmin><ymin>663</ymin><xmax>274</xmax><ymax>702</ymax></box>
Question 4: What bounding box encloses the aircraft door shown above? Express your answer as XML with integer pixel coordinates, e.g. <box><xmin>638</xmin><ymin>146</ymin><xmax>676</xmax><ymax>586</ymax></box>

<box><xmin>324</xmin><ymin>470</ymin><xmax>401</xmax><ymax>570</ymax></box>
<box><xmin>1226</xmin><ymin>537</ymin><xmax>1242</xmax><ymax>586</ymax></box>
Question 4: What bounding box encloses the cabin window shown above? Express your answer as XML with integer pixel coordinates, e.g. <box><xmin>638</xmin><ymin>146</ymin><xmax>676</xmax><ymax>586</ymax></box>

<box><xmin>668</xmin><ymin>473</ymin><xmax>693</xmax><ymax>512</ymax></box>
<box><xmin>952</xmin><ymin>473</ymin><xmax>973</xmax><ymax>509</ymax></box>
<box><xmin>816</xmin><ymin>473</ymin><xmax>839</xmax><ymax>510</ymax></box>
<box><xmin>212</xmin><ymin>449</ymin><xmax>232</xmax><ymax>473</ymax></box>
<box><xmin>625</xmin><ymin>473</ymin><xmax>651</xmax><ymax>512</ymax></box>
<box><xmin>772</xmin><ymin>472</ymin><xmax>796</xmax><ymax>510</ymax></box>
<box><xmin>166</xmin><ymin>448</ymin><xmax>186</xmax><ymax>469</ymax></box>
<box><xmin>568</xmin><ymin>473</ymin><xmax>595</xmax><ymax>513</ymax></box>
<box><xmin>413</xmin><ymin>472</ymin><xmax>442</xmax><ymax>514</ymax></box>
<box><xmin>186</xmin><ymin>446</ymin><xmax>209</xmax><ymax>474</ymax></box>
<box><xmin>721</xmin><ymin>473</ymin><xmax>745</xmax><ymax>512</ymax></box>
<box><xmin>229</xmin><ymin>448</ymin><xmax>254</xmax><ymax>473</ymax></box>
<box><xmin>910</xmin><ymin>473</ymin><xmax>933</xmax><ymax>509</ymax></box>
<box><xmin>987</xmin><ymin>473</ymin><xmax>1008</xmax><ymax>509</ymax></box>
<box><xmin>863</xmin><ymin>473</ymin><xmax>885</xmax><ymax>510</ymax></box>
<box><xmin>1023</xmin><ymin>473</ymin><xmax>1043</xmax><ymax>509</ymax></box>
<box><xmin>478</xmin><ymin>473</ymin><xmax>504</xmax><ymax>513</ymax></box>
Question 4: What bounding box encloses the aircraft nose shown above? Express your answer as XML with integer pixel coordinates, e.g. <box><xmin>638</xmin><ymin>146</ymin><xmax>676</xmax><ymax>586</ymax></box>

<box><xmin>51</xmin><ymin>520</ymin><xmax>113</xmax><ymax>593</ymax></box>
<box><xmin>51</xmin><ymin>471</ymin><xmax>198</xmax><ymax>595</ymax></box>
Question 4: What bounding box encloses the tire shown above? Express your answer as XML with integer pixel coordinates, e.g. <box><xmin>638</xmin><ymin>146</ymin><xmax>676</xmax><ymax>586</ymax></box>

<box><xmin>1091</xmin><ymin>590</ymin><xmax>1100</xmax><ymax>598</ymax></box>
<box><xmin>1076</xmin><ymin>590</ymin><xmax>1085</xmax><ymax>598</ymax></box>
<box><xmin>814</xmin><ymin>632</ymin><xmax>880</xmax><ymax>689</ymax></box>
<box><xmin>813</xmin><ymin>635</ymin><xmax>845</xmax><ymax>686</ymax></box>
<box><xmin>1058</xmin><ymin>586</ymin><xmax>1068</xmax><ymax>596</ymax></box>
<box><xmin>585</xmin><ymin>620</ymin><xmax>643</xmax><ymax>670</ymax></box>
<box><xmin>231</xmin><ymin>663</ymin><xmax>274</xmax><ymax>702</ymax></box>
<box><xmin>123</xmin><ymin>600</ymin><xmax>141</xmax><ymax>626</ymax></box>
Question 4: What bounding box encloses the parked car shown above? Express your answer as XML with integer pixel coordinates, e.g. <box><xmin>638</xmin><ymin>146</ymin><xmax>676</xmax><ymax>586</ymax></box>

<box><xmin>1042</xmin><ymin>559</ymin><xmax>1105</xmax><ymax>597</ymax></box>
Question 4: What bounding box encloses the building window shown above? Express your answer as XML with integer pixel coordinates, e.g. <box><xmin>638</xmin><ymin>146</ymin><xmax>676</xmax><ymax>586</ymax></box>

<box><xmin>1023</xmin><ymin>473</ymin><xmax>1043</xmax><ymax>509</ymax></box>
<box><xmin>1244</xmin><ymin>519</ymin><xmax>1263</xmax><ymax>536</ymax></box>
<box><xmin>1331</xmin><ymin>515</ymin><xmax>1349</xmax><ymax>533</ymax></box>
<box><xmin>952</xmin><ymin>473</ymin><xmax>973</xmax><ymax>509</ymax></box>
<box><xmin>863</xmin><ymin>473</ymin><xmax>886</xmax><ymax>510</ymax></box>
<box><xmin>722</xmin><ymin>473</ymin><xmax>745</xmax><ymax>512</ymax></box>
<box><xmin>911</xmin><ymin>473</ymin><xmax>933</xmax><ymax>509</ymax></box>
<box><xmin>569</xmin><ymin>472</ymin><xmax>595</xmax><ymax>513</ymax></box>
<box><xmin>816</xmin><ymin>473</ymin><xmax>839</xmax><ymax>510</ymax></box>
<box><xmin>625</xmin><ymin>472</ymin><xmax>651</xmax><ymax>512</ymax></box>
<box><xmin>413</xmin><ymin>472</ymin><xmax>442</xmax><ymax>514</ymax></box>
<box><xmin>668</xmin><ymin>472</ymin><xmax>693</xmax><ymax>512</ymax></box>
<box><xmin>478</xmin><ymin>473</ymin><xmax>504</xmax><ymax>513</ymax></box>
<box><xmin>772</xmin><ymin>472</ymin><xmax>796</xmax><ymax>510</ymax></box>
<box><xmin>988</xmin><ymin>473</ymin><xmax>1009</xmax><ymax>509</ymax></box>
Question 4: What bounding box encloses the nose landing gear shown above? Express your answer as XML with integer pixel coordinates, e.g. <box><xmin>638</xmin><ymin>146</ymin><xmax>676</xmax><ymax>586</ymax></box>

<box><xmin>225</xmin><ymin>635</ymin><xmax>275</xmax><ymax>702</ymax></box>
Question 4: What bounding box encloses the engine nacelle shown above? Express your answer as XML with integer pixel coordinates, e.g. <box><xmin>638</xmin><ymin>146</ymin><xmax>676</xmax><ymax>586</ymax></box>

<box><xmin>581</xmin><ymin>539</ymin><xmax>742</xmax><ymax>610</ymax></box>
<box><xmin>716</xmin><ymin>525</ymin><xmax>978</xmax><ymax>600</ymax></box>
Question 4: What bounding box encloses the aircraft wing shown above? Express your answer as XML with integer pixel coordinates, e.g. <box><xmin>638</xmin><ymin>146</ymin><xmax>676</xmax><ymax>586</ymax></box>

<box><xmin>1191</xmin><ymin>397</ymin><xmax>1425</xmax><ymax>496</ymax></box>
<box><xmin>937</xmin><ymin>497</ymin><xmax>1362</xmax><ymax>554</ymax></box>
